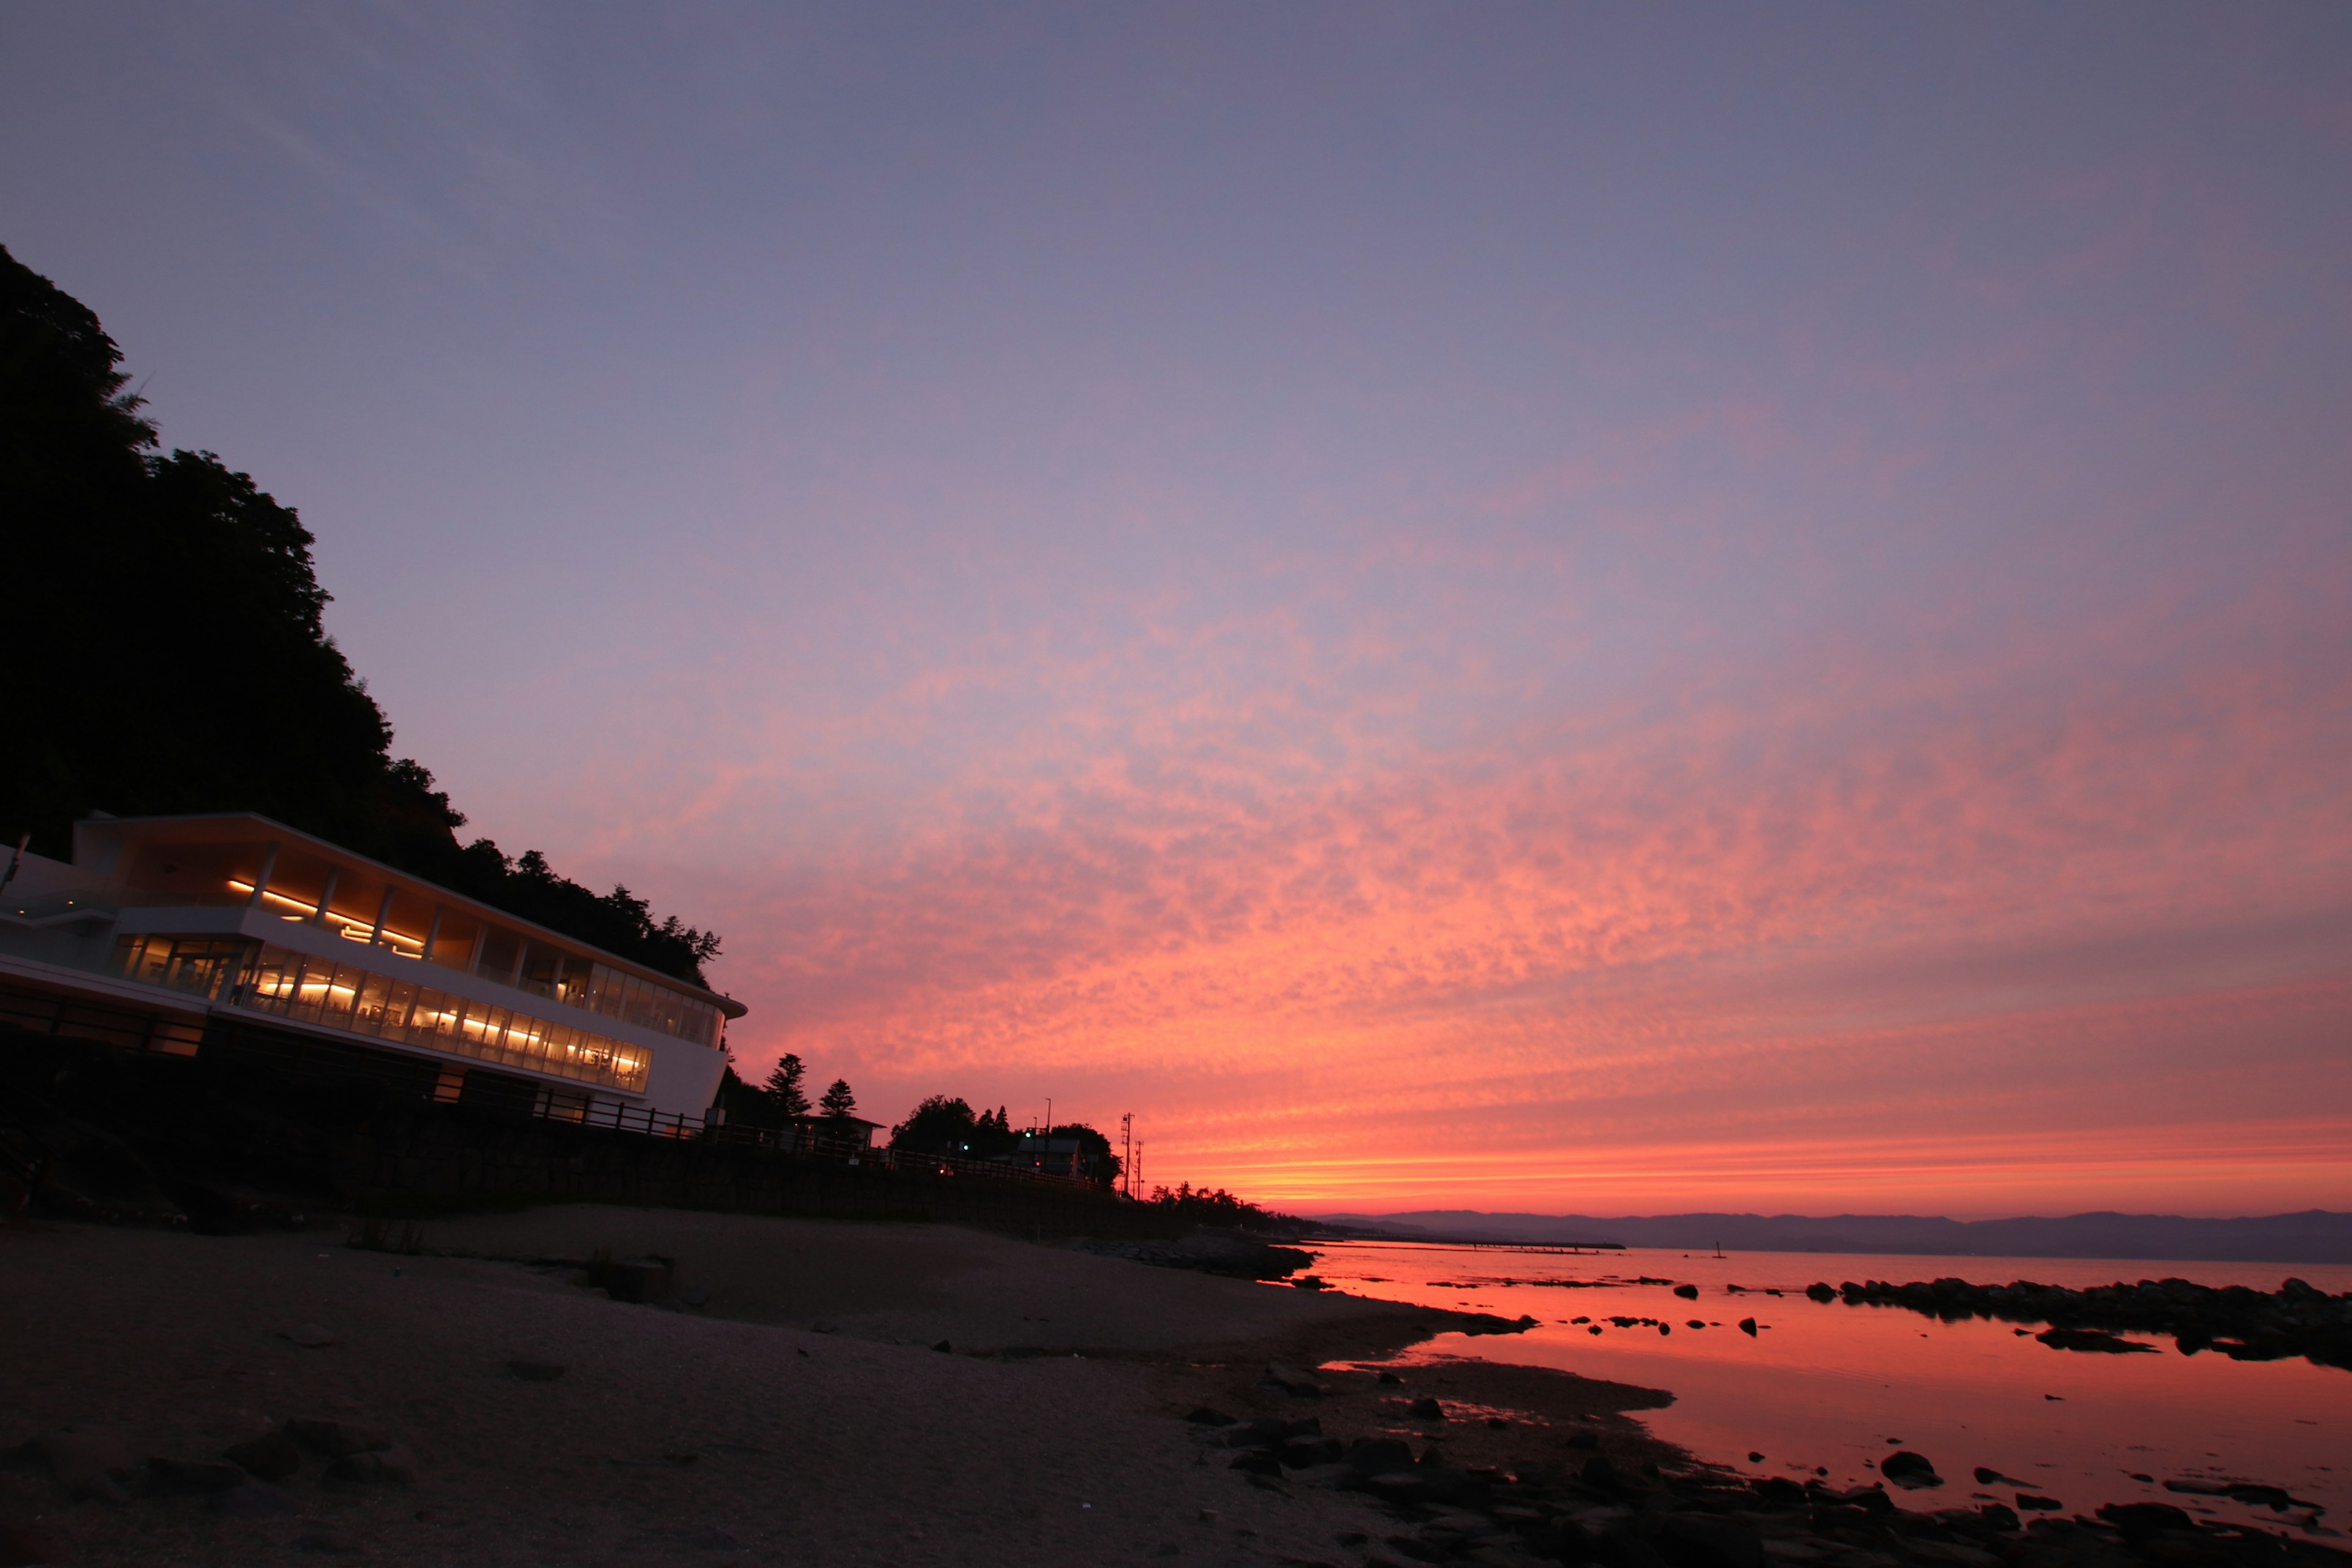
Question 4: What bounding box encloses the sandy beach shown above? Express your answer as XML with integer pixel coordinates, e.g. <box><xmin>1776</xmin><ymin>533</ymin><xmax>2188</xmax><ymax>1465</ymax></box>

<box><xmin>0</xmin><ymin>1208</ymin><xmax>1672</xmax><ymax>1567</ymax></box>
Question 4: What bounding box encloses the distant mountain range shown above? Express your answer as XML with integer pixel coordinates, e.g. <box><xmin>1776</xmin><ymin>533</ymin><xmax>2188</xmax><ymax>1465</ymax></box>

<box><xmin>1310</xmin><ymin>1209</ymin><xmax>2352</xmax><ymax>1265</ymax></box>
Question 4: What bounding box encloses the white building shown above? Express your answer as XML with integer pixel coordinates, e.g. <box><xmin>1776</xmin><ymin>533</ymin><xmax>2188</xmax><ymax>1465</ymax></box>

<box><xmin>0</xmin><ymin>812</ymin><xmax>742</xmax><ymax>1121</ymax></box>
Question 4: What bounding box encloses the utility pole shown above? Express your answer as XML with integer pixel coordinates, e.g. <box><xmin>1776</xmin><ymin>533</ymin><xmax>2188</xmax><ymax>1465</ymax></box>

<box><xmin>1120</xmin><ymin>1112</ymin><xmax>1133</xmax><ymax>1198</ymax></box>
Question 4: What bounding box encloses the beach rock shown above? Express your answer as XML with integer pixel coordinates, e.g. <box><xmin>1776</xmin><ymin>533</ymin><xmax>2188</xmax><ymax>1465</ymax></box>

<box><xmin>1806</xmin><ymin>1284</ymin><xmax>1836</xmax><ymax>1302</ymax></box>
<box><xmin>1183</xmin><ymin>1406</ymin><xmax>1236</xmax><ymax>1427</ymax></box>
<box><xmin>1262</xmin><ymin>1361</ymin><xmax>1326</xmax><ymax>1396</ymax></box>
<box><xmin>280</xmin><ymin>1323</ymin><xmax>337</xmax><ymax>1349</ymax></box>
<box><xmin>145</xmin><ymin>1457</ymin><xmax>247</xmax><ymax>1496</ymax></box>
<box><xmin>1738</xmin><ymin>1319</ymin><xmax>1757</xmax><ymax>1336</ymax></box>
<box><xmin>2095</xmin><ymin>1502</ymin><xmax>2195</xmax><ymax>1540</ymax></box>
<box><xmin>1289</xmin><ymin>1461</ymin><xmax>1356</xmax><ymax>1490</ymax></box>
<box><xmin>1673</xmin><ymin>1284</ymin><xmax>1700</xmax><ymax>1300</ymax></box>
<box><xmin>2035</xmin><ymin>1327</ymin><xmax>2153</xmax><ymax>1354</ymax></box>
<box><xmin>1229</xmin><ymin>1449</ymin><xmax>1282</xmax><ymax>1477</ymax></box>
<box><xmin>1378</xmin><ymin>1370</ymin><xmax>1404</xmax><ymax>1384</ymax></box>
<box><xmin>507</xmin><ymin>1359</ymin><xmax>566</xmax><ymax>1381</ymax></box>
<box><xmin>284</xmin><ymin>1417</ymin><xmax>387</xmax><ymax>1460</ymax></box>
<box><xmin>211</xmin><ymin>1482</ymin><xmax>300</xmax><ymax>1518</ymax></box>
<box><xmin>930</xmin><ymin>1340</ymin><xmax>951</xmax><ymax>1353</ymax></box>
<box><xmin>1976</xmin><ymin>1504</ymin><xmax>2020</xmax><ymax>1531</ymax></box>
<box><xmin>1408</xmin><ymin>1396</ymin><xmax>1446</xmax><ymax>1421</ymax></box>
<box><xmin>1880</xmin><ymin>1450</ymin><xmax>1941</xmax><ymax>1488</ymax></box>
<box><xmin>328</xmin><ymin>1444</ymin><xmax>416</xmax><ymax>1484</ymax></box>
<box><xmin>1226</xmin><ymin>1417</ymin><xmax>1318</xmax><ymax>1449</ymax></box>
<box><xmin>1344</xmin><ymin>1438</ymin><xmax>1415</xmax><ymax>1476</ymax></box>
<box><xmin>1972</xmin><ymin>1467</ymin><xmax>2006</xmax><ymax>1486</ymax></box>
<box><xmin>1654</xmin><ymin>1513</ymin><xmax>1765</xmax><ymax>1568</ymax></box>
<box><xmin>224</xmin><ymin>1430</ymin><xmax>301</xmax><ymax>1480</ymax></box>
<box><xmin>1751</xmin><ymin>1476</ymin><xmax>1806</xmax><ymax>1507</ymax></box>
<box><xmin>2014</xmin><ymin>1493</ymin><xmax>2061</xmax><ymax>1512</ymax></box>
<box><xmin>25</xmin><ymin>1428</ymin><xmax>138</xmax><ymax>1501</ymax></box>
<box><xmin>1280</xmin><ymin>1436</ymin><xmax>1344</xmax><ymax>1468</ymax></box>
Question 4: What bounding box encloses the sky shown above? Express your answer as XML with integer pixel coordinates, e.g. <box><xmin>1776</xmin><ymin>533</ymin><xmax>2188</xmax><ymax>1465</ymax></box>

<box><xmin>6</xmin><ymin>2</ymin><xmax>2349</xmax><ymax>1218</ymax></box>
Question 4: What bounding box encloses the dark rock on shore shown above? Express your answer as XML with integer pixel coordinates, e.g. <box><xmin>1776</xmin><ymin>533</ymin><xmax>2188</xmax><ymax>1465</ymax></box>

<box><xmin>223</xmin><ymin>1430</ymin><xmax>301</xmax><ymax>1480</ymax></box>
<box><xmin>1180</xmin><ymin>1404</ymin><xmax>2352</xmax><ymax>1568</ymax></box>
<box><xmin>1262</xmin><ymin>1362</ymin><xmax>1328</xmax><ymax>1396</ymax></box>
<box><xmin>2037</xmin><ymin>1327</ymin><xmax>2155</xmax><ymax>1354</ymax></box>
<box><xmin>284</xmin><ymin>1418</ymin><xmax>385</xmax><ymax>1460</ymax></box>
<box><xmin>1825</xmin><ymin>1275</ymin><xmax>2352</xmax><ymax>1370</ymax></box>
<box><xmin>1880</xmin><ymin>1450</ymin><xmax>1942</xmax><ymax>1488</ymax></box>
<box><xmin>1075</xmin><ymin>1229</ymin><xmax>1314</xmax><ymax>1280</ymax></box>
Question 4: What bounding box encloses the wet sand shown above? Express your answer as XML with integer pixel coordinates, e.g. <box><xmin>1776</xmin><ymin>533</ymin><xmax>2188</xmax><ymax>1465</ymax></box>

<box><xmin>0</xmin><ymin>1208</ymin><xmax>1675</xmax><ymax>1567</ymax></box>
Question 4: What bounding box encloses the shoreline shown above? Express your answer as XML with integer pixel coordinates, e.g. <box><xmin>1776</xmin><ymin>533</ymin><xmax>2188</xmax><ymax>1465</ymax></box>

<box><xmin>0</xmin><ymin>1206</ymin><xmax>1684</xmax><ymax>1567</ymax></box>
<box><xmin>4</xmin><ymin>1208</ymin><xmax>2344</xmax><ymax>1568</ymax></box>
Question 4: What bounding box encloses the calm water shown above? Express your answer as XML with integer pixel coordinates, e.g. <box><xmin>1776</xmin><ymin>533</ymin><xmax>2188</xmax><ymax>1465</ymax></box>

<box><xmin>1304</xmin><ymin>1241</ymin><xmax>2351</xmax><ymax>1534</ymax></box>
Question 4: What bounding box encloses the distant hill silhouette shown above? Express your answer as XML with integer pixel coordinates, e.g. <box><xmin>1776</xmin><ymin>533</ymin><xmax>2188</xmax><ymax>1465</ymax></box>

<box><xmin>1317</xmin><ymin>1208</ymin><xmax>2352</xmax><ymax>1265</ymax></box>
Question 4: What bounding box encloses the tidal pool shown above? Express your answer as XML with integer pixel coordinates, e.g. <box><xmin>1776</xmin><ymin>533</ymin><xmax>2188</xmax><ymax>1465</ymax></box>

<box><xmin>1305</xmin><ymin>1240</ymin><xmax>2350</xmax><ymax>1536</ymax></box>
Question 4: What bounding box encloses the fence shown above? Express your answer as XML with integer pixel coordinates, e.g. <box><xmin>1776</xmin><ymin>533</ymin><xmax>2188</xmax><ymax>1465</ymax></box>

<box><xmin>569</xmin><ymin>1098</ymin><xmax>1097</xmax><ymax>1192</ymax></box>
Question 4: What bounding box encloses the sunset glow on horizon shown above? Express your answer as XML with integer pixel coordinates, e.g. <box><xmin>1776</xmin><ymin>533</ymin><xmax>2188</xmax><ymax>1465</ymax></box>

<box><xmin>8</xmin><ymin>5</ymin><xmax>2346</xmax><ymax>1216</ymax></box>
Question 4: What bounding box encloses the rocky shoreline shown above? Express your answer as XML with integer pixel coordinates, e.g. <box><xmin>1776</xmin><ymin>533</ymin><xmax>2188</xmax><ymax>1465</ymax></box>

<box><xmin>1805</xmin><ymin>1276</ymin><xmax>2352</xmax><ymax>1370</ymax></box>
<box><xmin>1193</xmin><ymin>1386</ymin><xmax>2348</xmax><ymax>1568</ymax></box>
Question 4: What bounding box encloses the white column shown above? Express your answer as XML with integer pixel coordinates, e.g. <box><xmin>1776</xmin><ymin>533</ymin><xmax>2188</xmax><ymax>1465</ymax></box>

<box><xmin>246</xmin><ymin>842</ymin><xmax>280</xmax><ymax>908</ymax></box>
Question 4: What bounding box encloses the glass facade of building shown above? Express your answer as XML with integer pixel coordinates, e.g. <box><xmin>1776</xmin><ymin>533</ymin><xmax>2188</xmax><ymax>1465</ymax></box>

<box><xmin>113</xmin><ymin>933</ymin><xmax>651</xmax><ymax>1094</ymax></box>
<box><xmin>105</xmin><ymin>839</ymin><xmax>726</xmax><ymax>1051</ymax></box>
<box><xmin>507</xmin><ymin>948</ymin><xmax>720</xmax><ymax>1048</ymax></box>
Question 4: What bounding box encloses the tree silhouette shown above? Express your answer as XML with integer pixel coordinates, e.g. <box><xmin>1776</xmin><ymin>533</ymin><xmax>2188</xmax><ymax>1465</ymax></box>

<box><xmin>0</xmin><ymin>244</ymin><xmax>722</xmax><ymax>985</ymax></box>
<box><xmin>764</xmin><ymin>1053</ymin><xmax>810</xmax><ymax>1117</ymax></box>
<box><xmin>818</xmin><ymin>1079</ymin><xmax>858</xmax><ymax>1121</ymax></box>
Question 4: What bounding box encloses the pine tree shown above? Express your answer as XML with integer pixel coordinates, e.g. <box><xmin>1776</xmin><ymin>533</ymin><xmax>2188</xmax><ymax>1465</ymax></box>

<box><xmin>764</xmin><ymin>1053</ymin><xmax>810</xmax><ymax>1117</ymax></box>
<box><xmin>818</xmin><ymin>1078</ymin><xmax>857</xmax><ymax>1121</ymax></box>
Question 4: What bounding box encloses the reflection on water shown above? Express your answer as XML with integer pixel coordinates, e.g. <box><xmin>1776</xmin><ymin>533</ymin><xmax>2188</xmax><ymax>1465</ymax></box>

<box><xmin>1306</xmin><ymin>1241</ymin><xmax>2350</xmax><ymax>1534</ymax></box>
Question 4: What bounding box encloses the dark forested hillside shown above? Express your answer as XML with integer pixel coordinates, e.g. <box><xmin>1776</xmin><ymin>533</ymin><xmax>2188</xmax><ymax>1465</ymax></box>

<box><xmin>0</xmin><ymin>245</ymin><xmax>720</xmax><ymax>987</ymax></box>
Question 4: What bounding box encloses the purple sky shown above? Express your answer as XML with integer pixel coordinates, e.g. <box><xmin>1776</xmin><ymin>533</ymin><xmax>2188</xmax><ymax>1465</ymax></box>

<box><xmin>7</xmin><ymin>4</ymin><xmax>2349</xmax><ymax>1213</ymax></box>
